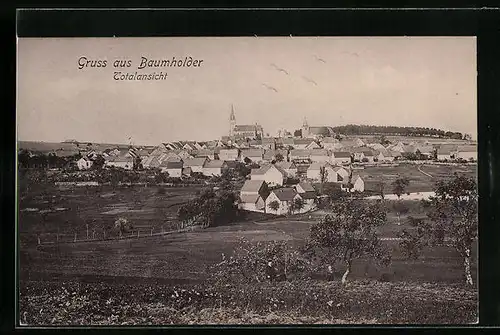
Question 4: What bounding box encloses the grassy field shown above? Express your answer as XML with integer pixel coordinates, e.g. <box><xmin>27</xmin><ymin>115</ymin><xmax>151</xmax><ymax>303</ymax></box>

<box><xmin>18</xmin><ymin>164</ymin><xmax>478</xmax><ymax>324</ymax></box>
<box><xmin>359</xmin><ymin>163</ymin><xmax>477</xmax><ymax>193</ymax></box>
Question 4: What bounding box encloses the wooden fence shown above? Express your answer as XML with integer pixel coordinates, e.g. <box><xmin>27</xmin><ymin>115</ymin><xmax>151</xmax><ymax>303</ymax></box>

<box><xmin>31</xmin><ymin>221</ymin><xmax>202</xmax><ymax>246</ymax></box>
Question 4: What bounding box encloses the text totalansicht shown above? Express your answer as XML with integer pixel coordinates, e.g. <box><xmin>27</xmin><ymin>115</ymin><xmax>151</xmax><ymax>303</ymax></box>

<box><xmin>137</xmin><ymin>56</ymin><xmax>204</xmax><ymax>69</ymax></box>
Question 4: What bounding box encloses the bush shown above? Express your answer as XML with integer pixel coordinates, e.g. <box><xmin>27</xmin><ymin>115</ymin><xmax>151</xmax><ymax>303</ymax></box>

<box><xmin>211</xmin><ymin>238</ymin><xmax>309</xmax><ymax>286</ymax></box>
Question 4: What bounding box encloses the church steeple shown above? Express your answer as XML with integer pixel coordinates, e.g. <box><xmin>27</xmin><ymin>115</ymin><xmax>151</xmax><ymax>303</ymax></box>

<box><xmin>302</xmin><ymin>116</ymin><xmax>309</xmax><ymax>138</ymax></box>
<box><xmin>229</xmin><ymin>104</ymin><xmax>236</xmax><ymax>137</ymax></box>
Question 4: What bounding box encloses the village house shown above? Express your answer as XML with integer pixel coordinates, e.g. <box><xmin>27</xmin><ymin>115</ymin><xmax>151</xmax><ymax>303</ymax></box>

<box><xmin>309</xmin><ymin>149</ymin><xmax>330</xmax><ymax>163</ymax></box>
<box><xmin>233</xmin><ymin>139</ymin><xmax>250</xmax><ymax>149</ymax></box>
<box><xmin>294</xmin><ymin>181</ymin><xmax>317</xmax><ymax>211</ymax></box>
<box><xmin>261</xmin><ymin>138</ymin><xmax>276</xmax><ymax>150</ymax></box>
<box><xmin>332</xmin><ymin>166</ymin><xmax>349</xmax><ymax>182</ymax></box>
<box><xmin>160</xmin><ymin>161</ymin><xmax>183</xmax><ymax>177</ymax></box>
<box><xmin>105</xmin><ymin>156</ymin><xmax>134</xmax><ymax>170</ymax></box>
<box><xmin>77</xmin><ymin>157</ymin><xmax>93</xmax><ymax>170</ymax></box>
<box><xmin>263</xmin><ymin>149</ymin><xmax>289</xmax><ymax>162</ymax></box>
<box><xmin>277</xmin><ymin>137</ymin><xmax>295</xmax><ymax>149</ymax></box>
<box><xmin>367</xmin><ymin>143</ymin><xmax>386</xmax><ymax>151</ymax></box>
<box><xmin>362</xmin><ymin>151</ymin><xmax>375</xmax><ymax>163</ymax></box>
<box><xmin>330</xmin><ymin>151</ymin><xmax>352</xmax><ymax>165</ymax></box>
<box><xmin>456</xmin><ymin>145</ymin><xmax>477</xmax><ymax>161</ymax></box>
<box><xmin>202</xmin><ymin>160</ymin><xmax>227</xmax><ymax>177</ymax></box>
<box><xmin>374</xmin><ymin>150</ymin><xmax>394</xmax><ymax>162</ymax></box>
<box><xmin>218</xmin><ymin>148</ymin><xmax>239</xmax><ymax>161</ymax></box>
<box><xmin>341</xmin><ymin>174</ymin><xmax>365</xmax><ymax>192</ymax></box>
<box><xmin>250</xmin><ymin>164</ymin><xmax>287</xmax><ymax>186</ymax></box>
<box><xmin>306</xmin><ymin>162</ymin><xmax>339</xmax><ymax>182</ymax></box>
<box><xmin>158</xmin><ymin>151</ymin><xmax>182</xmax><ymax>163</ymax></box>
<box><xmin>182</xmin><ymin>167</ymin><xmax>192</xmax><ymax>177</ymax></box>
<box><xmin>415</xmin><ymin>145</ymin><xmax>435</xmax><ymax>158</ymax></box>
<box><xmin>141</xmin><ymin>155</ymin><xmax>161</xmax><ymax>169</ymax></box>
<box><xmin>191</xmin><ymin>149</ymin><xmax>216</xmax><ymax>160</ymax></box>
<box><xmin>239</xmin><ymin>180</ymin><xmax>270</xmax><ymax>213</ymax></box>
<box><xmin>275</xmin><ymin>161</ymin><xmax>298</xmax><ymax>178</ymax></box>
<box><xmin>292</xmin><ymin>138</ymin><xmax>320</xmax><ymax>150</ymax></box>
<box><xmin>388</xmin><ymin>142</ymin><xmax>405</xmax><ymax>153</ymax></box>
<box><xmin>289</xmin><ymin>149</ymin><xmax>311</xmax><ymax>162</ymax></box>
<box><xmin>265</xmin><ymin>188</ymin><xmax>303</xmax><ymax>215</ymax></box>
<box><xmin>182</xmin><ymin>157</ymin><xmax>207</xmax><ymax>173</ymax></box>
<box><xmin>240</xmin><ymin>148</ymin><xmax>265</xmax><ymax>163</ymax></box>
<box><xmin>320</xmin><ymin>137</ymin><xmax>340</xmax><ymax>150</ymax></box>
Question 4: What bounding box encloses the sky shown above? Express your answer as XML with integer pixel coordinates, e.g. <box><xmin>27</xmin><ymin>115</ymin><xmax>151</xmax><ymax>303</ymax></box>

<box><xmin>17</xmin><ymin>37</ymin><xmax>477</xmax><ymax>145</ymax></box>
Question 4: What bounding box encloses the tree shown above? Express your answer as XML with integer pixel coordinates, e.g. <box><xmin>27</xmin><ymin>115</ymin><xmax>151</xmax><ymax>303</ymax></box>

<box><xmin>92</xmin><ymin>155</ymin><xmax>106</xmax><ymax>170</ymax></box>
<box><xmin>398</xmin><ymin>174</ymin><xmax>478</xmax><ymax>286</ymax></box>
<box><xmin>275</xmin><ymin>153</ymin><xmax>284</xmax><ymax>162</ymax></box>
<box><xmin>133</xmin><ymin>156</ymin><xmax>143</xmax><ymax>170</ymax></box>
<box><xmin>392</xmin><ymin>177</ymin><xmax>410</xmax><ymax>199</ymax></box>
<box><xmin>319</xmin><ymin>166</ymin><xmax>329</xmax><ymax>194</ymax></box>
<box><xmin>268</xmin><ymin>200</ymin><xmax>280</xmax><ymax>213</ymax></box>
<box><xmin>114</xmin><ymin>217</ymin><xmax>133</xmax><ymax>238</ymax></box>
<box><xmin>244</xmin><ymin>157</ymin><xmax>252</xmax><ymax>165</ymax></box>
<box><xmin>392</xmin><ymin>177</ymin><xmax>410</xmax><ymax>224</ymax></box>
<box><xmin>290</xmin><ymin>197</ymin><xmax>305</xmax><ymax>214</ymax></box>
<box><xmin>304</xmin><ymin>199</ymin><xmax>390</xmax><ymax>285</ymax></box>
<box><xmin>293</xmin><ymin>129</ymin><xmax>302</xmax><ymax>137</ymax></box>
<box><xmin>377</xmin><ymin>181</ymin><xmax>385</xmax><ymax>200</ymax></box>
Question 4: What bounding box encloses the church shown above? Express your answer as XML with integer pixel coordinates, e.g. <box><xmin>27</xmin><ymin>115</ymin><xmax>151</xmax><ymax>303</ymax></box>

<box><xmin>229</xmin><ymin>105</ymin><xmax>264</xmax><ymax>140</ymax></box>
<box><xmin>301</xmin><ymin>117</ymin><xmax>336</xmax><ymax>139</ymax></box>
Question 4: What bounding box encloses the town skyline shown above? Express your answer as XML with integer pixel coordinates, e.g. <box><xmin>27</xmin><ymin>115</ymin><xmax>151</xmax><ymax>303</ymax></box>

<box><xmin>18</xmin><ymin>37</ymin><xmax>477</xmax><ymax>145</ymax></box>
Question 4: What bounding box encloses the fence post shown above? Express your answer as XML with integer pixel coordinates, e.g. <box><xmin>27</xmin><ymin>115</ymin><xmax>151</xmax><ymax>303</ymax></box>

<box><xmin>104</xmin><ymin>230</ymin><xmax>106</xmax><ymax>240</ymax></box>
<box><xmin>74</xmin><ymin>232</ymin><xmax>77</xmax><ymax>242</ymax></box>
<box><xmin>138</xmin><ymin>230</ymin><xmax>140</xmax><ymax>238</ymax></box>
<box><xmin>86</xmin><ymin>224</ymin><xmax>89</xmax><ymax>240</ymax></box>
<box><xmin>37</xmin><ymin>235</ymin><xmax>41</xmax><ymax>245</ymax></box>
<box><xmin>150</xmin><ymin>228</ymin><xmax>153</xmax><ymax>236</ymax></box>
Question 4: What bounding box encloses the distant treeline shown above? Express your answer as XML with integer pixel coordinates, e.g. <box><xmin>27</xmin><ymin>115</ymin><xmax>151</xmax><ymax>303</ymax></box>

<box><xmin>331</xmin><ymin>125</ymin><xmax>468</xmax><ymax>139</ymax></box>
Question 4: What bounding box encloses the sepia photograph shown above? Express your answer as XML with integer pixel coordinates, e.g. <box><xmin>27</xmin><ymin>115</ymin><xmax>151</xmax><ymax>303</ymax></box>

<box><xmin>17</xmin><ymin>36</ymin><xmax>478</xmax><ymax>325</ymax></box>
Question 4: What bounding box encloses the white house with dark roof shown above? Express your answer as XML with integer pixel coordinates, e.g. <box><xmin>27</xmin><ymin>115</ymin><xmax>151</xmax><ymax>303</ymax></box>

<box><xmin>240</xmin><ymin>148</ymin><xmax>264</xmax><ymax>163</ymax></box>
<box><xmin>250</xmin><ymin>164</ymin><xmax>286</xmax><ymax>186</ymax></box>
<box><xmin>239</xmin><ymin>180</ymin><xmax>270</xmax><ymax>213</ymax></box>
<box><xmin>265</xmin><ymin>188</ymin><xmax>303</xmax><ymax>215</ymax></box>
<box><xmin>160</xmin><ymin>161</ymin><xmax>183</xmax><ymax>177</ymax></box>
<box><xmin>202</xmin><ymin>160</ymin><xmax>226</xmax><ymax>177</ymax></box>
<box><xmin>294</xmin><ymin>181</ymin><xmax>317</xmax><ymax>211</ymax></box>
<box><xmin>306</xmin><ymin>162</ymin><xmax>339</xmax><ymax>182</ymax></box>
<box><xmin>182</xmin><ymin>157</ymin><xmax>208</xmax><ymax>173</ymax></box>
<box><xmin>330</xmin><ymin>151</ymin><xmax>352</xmax><ymax>165</ymax></box>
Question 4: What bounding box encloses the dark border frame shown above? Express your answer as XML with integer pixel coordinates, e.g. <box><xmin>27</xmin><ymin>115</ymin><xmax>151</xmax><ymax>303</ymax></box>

<box><xmin>4</xmin><ymin>7</ymin><xmax>500</xmax><ymax>330</ymax></box>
